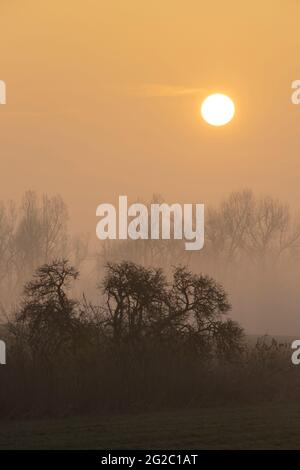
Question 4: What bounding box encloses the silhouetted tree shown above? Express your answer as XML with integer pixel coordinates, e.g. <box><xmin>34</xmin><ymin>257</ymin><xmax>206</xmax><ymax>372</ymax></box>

<box><xmin>101</xmin><ymin>261</ymin><xmax>243</xmax><ymax>356</ymax></box>
<box><xmin>169</xmin><ymin>266</ymin><xmax>243</xmax><ymax>357</ymax></box>
<box><xmin>12</xmin><ymin>259</ymin><xmax>80</xmax><ymax>361</ymax></box>
<box><xmin>102</xmin><ymin>261</ymin><xmax>168</xmax><ymax>343</ymax></box>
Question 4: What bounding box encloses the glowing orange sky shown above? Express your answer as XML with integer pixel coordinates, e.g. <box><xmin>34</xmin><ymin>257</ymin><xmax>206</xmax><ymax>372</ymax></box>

<box><xmin>0</xmin><ymin>0</ymin><xmax>300</xmax><ymax>231</ymax></box>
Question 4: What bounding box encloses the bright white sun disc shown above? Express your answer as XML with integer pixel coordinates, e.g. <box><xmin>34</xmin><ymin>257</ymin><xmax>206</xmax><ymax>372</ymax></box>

<box><xmin>201</xmin><ymin>93</ymin><xmax>235</xmax><ymax>126</ymax></box>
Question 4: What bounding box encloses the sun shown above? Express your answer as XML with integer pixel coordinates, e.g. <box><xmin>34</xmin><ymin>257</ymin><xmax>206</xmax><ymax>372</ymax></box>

<box><xmin>201</xmin><ymin>93</ymin><xmax>235</xmax><ymax>126</ymax></box>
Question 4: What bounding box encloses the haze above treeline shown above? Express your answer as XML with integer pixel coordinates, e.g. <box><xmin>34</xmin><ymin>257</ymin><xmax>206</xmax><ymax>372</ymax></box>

<box><xmin>0</xmin><ymin>189</ymin><xmax>299</xmax><ymax>337</ymax></box>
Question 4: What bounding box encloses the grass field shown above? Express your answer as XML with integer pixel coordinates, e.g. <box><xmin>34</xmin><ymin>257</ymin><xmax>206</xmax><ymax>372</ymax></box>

<box><xmin>0</xmin><ymin>403</ymin><xmax>300</xmax><ymax>449</ymax></box>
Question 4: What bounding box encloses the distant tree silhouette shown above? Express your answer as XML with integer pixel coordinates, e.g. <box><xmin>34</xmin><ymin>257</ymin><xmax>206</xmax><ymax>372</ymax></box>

<box><xmin>99</xmin><ymin>194</ymin><xmax>188</xmax><ymax>275</ymax></box>
<box><xmin>206</xmin><ymin>190</ymin><xmax>300</xmax><ymax>269</ymax></box>
<box><xmin>14</xmin><ymin>191</ymin><xmax>69</xmax><ymax>276</ymax></box>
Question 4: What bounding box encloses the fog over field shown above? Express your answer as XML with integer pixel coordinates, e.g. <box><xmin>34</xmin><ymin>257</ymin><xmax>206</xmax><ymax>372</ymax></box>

<box><xmin>0</xmin><ymin>189</ymin><xmax>299</xmax><ymax>336</ymax></box>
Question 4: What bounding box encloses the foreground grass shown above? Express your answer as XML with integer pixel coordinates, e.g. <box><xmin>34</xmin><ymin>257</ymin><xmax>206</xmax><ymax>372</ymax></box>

<box><xmin>0</xmin><ymin>403</ymin><xmax>300</xmax><ymax>449</ymax></box>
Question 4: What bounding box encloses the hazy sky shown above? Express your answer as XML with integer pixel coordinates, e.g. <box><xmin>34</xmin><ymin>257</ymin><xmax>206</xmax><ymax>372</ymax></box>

<box><xmin>0</xmin><ymin>0</ymin><xmax>300</xmax><ymax>231</ymax></box>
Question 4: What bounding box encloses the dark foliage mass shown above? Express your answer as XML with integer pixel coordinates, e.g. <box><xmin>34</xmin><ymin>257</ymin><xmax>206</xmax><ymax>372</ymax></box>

<box><xmin>101</xmin><ymin>261</ymin><xmax>242</xmax><ymax>357</ymax></box>
<box><xmin>0</xmin><ymin>260</ymin><xmax>297</xmax><ymax>418</ymax></box>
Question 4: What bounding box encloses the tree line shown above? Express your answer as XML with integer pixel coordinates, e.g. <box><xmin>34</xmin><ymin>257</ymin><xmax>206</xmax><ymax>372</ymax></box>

<box><xmin>0</xmin><ymin>258</ymin><xmax>296</xmax><ymax>418</ymax></box>
<box><xmin>1</xmin><ymin>189</ymin><xmax>299</xmax><ymax>314</ymax></box>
